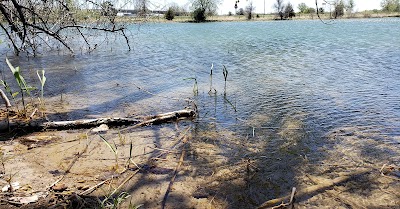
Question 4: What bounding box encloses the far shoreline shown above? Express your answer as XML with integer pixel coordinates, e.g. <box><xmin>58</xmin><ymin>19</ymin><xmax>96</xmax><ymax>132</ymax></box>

<box><xmin>116</xmin><ymin>11</ymin><xmax>400</xmax><ymax>24</ymax></box>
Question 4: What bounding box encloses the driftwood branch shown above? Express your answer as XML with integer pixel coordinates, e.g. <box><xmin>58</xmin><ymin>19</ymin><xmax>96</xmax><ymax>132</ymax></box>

<box><xmin>268</xmin><ymin>187</ymin><xmax>296</xmax><ymax>209</ymax></box>
<box><xmin>1</xmin><ymin>109</ymin><xmax>195</xmax><ymax>132</ymax></box>
<box><xmin>257</xmin><ymin>169</ymin><xmax>369</xmax><ymax>208</ymax></box>
<box><xmin>43</xmin><ymin>109</ymin><xmax>195</xmax><ymax>130</ymax></box>
<box><xmin>40</xmin><ymin>117</ymin><xmax>141</xmax><ymax>130</ymax></box>
<box><xmin>120</xmin><ymin>109</ymin><xmax>196</xmax><ymax>132</ymax></box>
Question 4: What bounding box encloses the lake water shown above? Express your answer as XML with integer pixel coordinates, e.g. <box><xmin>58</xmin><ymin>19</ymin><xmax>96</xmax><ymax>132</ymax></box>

<box><xmin>5</xmin><ymin>18</ymin><xmax>397</xmax><ymax>136</ymax></box>
<box><xmin>1</xmin><ymin>18</ymin><xmax>400</xmax><ymax>207</ymax></box>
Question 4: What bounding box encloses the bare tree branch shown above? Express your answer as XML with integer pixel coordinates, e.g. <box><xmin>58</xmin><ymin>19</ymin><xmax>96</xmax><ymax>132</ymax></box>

<box><xmin>0</xmin><ymin>0</ymin><xmax>131</xmax><ymax>56</ymax></box>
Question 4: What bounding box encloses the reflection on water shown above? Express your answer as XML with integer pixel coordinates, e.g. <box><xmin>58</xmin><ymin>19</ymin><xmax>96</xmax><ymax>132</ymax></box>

<box><xmin>1</xmin><ymin>18</ymin><xmax>399</xmax><ymax>207</ymax></box>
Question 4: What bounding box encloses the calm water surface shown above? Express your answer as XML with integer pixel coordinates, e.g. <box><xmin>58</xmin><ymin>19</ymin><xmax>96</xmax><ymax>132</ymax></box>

<box><xmin>2</xmin><ymin>18</ymin><xmax>400</xmax><ymax>142</ymax></box>
<box><xmin>2</xmin><ymin>18</ymin><xmax>400</xmax><ymax>208</ymax></box>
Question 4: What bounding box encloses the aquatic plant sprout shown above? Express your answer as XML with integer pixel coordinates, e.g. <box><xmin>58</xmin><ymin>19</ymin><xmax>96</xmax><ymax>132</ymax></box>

<box><xmin>5</xmin><ymin>58</ymin><xmax>36</xmax><ymax>115</ymax></box>
<box><xmin>99</xmin><ymin>134</ymin><xmax>119</xmax><ymax>170</ymax></box>
<box><xmin>37</xmin><ymin>70</ymin><xmax>46</xmax><ymax>101</ymax></box>
<box><xmin>183</xmin><ymin>77</ymin><xmax>198</xmax><ymax>96</ymax></box>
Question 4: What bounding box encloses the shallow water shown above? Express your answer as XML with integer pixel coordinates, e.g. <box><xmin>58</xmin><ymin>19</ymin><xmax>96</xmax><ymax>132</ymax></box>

<box><xmin>1</xmin><ymin>18</ymin><xmax>399</xmax><ymax>208</ymax></box>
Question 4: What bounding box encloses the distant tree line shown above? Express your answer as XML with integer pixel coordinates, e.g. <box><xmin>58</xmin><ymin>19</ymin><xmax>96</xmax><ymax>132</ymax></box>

<box><xmin>297</xmin><ymin>0</ymin><xmax>354</xmax><ymax>19</ymax></box>
<box><xmin>381</xmin><ymin>0</ymin><xmax>400</xmax><ymax>12</ymax></box>
<box><xmin>163</xmin><ymin>0</ymin><xmax>400</xmax><ymax>22</ymax></box>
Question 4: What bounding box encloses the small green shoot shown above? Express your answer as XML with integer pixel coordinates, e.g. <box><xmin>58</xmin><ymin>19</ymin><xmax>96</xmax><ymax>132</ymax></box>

<box><xmin>208</xmin><ymin>63</ymin><xmax>217</xmax><ymax>95</ymax></box>
<box><xmin>183</xmin><ymin>77</ymin><xmax>198</xmax><ymax>96</ymax></box>
<box><xmin>36</xmin><ymin>70</ymin><xmax>46</xmax><ymax>101</ymax></box>
<box><xmin>125</xmin><ymin>139</ymin><xmax>140</xmax><ymax>170</ymax></box>
<box><xmin>100</xmin><ymin>191</ymin><xmax>131</xmax><ymax>209</ymax></box>
<box><xmin>127</xmin><ymin>140</ymin><xmax>133</xmax><ymax>166</ymax></box>
<box><xmin>37</xmin><ymin>70</ymin><xmax>46</xmax><ymax>114</ymax></box>
<box><xmin>223</xmin><ymin>65</ymin><xmax>228</xmax><ymax>96</ymax></box>
<box><xmin>6</xmin><ymin>58</ymin><xmax>36</xmax><ymax>116</ymax></box>
<box><xmin>99</xmin><ymin>134</ymin><xmax>119</xmax><ymax>171</ymax></box>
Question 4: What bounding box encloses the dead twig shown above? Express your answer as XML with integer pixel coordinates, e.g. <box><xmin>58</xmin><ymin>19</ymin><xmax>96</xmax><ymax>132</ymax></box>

<box><xmin>47</xmin><ymin>177</ymin><xmax>64</xmax><ymax>191</ymax></box>
<box><xmin>79</xmin><ymin>179</ymin><xmax>111</xmax><ymax>196</ymax></box>
<box><xmin>380</xmin><ymin>164</ymin><xmax>400</xmax><ymax>181</ymax></box>
<box><xmin>269</xmin><ymin>187</ymin><xmax>296</xmax><ymax>209</ymax></box>
<box><xmin>64</xmin><ymin>139</ymin><xmax>91</xmax><ymax>174</ymax></box>
<box><xmin>126</xmin><ymin>110</ymin><xmax>195</xmax><ymax>130</ymax></box>
<box><xmin>0</xmin><ymin>198</ymin><xmax>23</xmax><ymax>206</ymax></box>
<box><xmin>0</xmin><ymin>89</ymin><xmax>11</xmax><ymax>108</ymax></box>
<box><xmin>161</xmin><ymin>149</ymin><xmax>185</xmax><ymax>209</ymax></box>
<box><xmin>103</xmin><ymin>169</ymin><xmax>140</xmax><ymax>202</ymax></box>
<box><xmin>161</xmin><ymin>129</ymin><xmax>191</xmax><ymax>209</ymax></box>
<box><xmin>155</xmin><ymin>126</ymin><xmax>192</xmax><ymax>159</ymax></box>
<box><xmin>257</xmin><ymin>170</ymin><xmax>369</xmax><ymax>208</ymax></box>
<box><xmin>29</xmin><ymin>108</ymin><xmax>38</xmax><ymax>119</ymax></box>
<box><xmin>46</xmin><ymin>132</ymin><xmax>91</xmax><ymax>195</ymax></box>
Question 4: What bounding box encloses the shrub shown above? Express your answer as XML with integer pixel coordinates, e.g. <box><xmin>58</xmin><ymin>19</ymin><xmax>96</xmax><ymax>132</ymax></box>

<box><xmin>192</xmin><ymin>8</ymin><xmax>206</xmax><ymax>22</ymax></box>
<box><xmin>236</xmin><ymin>8</ymin><xmax>244</xmax><ymax>15</ymax></box>
<box><xmin>165</xmin><ymin>7</ymin><xmax>175</xmax><ymax>20</ymax></box>
<box><xmin>284</xmin><ymin>3</ymin><xmax>296</xmax><ymax>19</ymax></box>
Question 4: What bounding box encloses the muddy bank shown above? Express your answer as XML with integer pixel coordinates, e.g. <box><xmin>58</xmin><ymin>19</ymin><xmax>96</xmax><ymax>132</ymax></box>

<box><xmin>0</xmin><ymin>109</ymin><xmax>399</xmax><ymax>208</ymax></box>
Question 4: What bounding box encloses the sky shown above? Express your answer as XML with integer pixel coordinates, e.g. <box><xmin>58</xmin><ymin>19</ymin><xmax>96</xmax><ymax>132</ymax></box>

<box><xmin>156</xmin><ymin>0</ymin><xmax>382</xmax><ymax>15</ymax></box>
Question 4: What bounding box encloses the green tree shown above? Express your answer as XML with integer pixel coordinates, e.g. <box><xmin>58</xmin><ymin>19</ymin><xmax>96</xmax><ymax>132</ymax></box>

<box><xmin>165</xmin><ymin>7</ymin><xmax>175</xmax><ymax>20</ymax></box>
<box><xmin>284</xmin><ymin>2</ymin><xmax>296</xmax><ymax>19</ymax></box>
<box><xmin>346</xmin><ymin>0</ymin><xmax>355</xmax><ymax>13</ymax></box>
<box><xmin>308</xmin><ymin>7</ymin><xmax>316</xmax><ymax>13</ymax></box>
<box><xmin>298</xmin><ymin>3</ymin><xmax>308</xmax><ymax>13</ymax></box>
<box><xmin>381</xmin><ymin>0</ymin><xmax>400</xmax><ymax>12</ymax></box>
<box><xmin>236</xmin><ymin>8</ymin><xmax>245</xmax><ymax>15</ymax></box>
<box><xmin>100</xmin><ymin>1</ymin><xmax>117</xmax><ymax>17</ymax></box>
<box><xmin>191</xmin><ymin>0</ymin><xmax>221</xmax><ymax>22</ymax></box>
<box><xmin>334</xmin><ymin>0</ymin><xmax>345</xmax><ymax>18</ymax></box>
<box><xmin>192</xmin><ymin>8</ymin><xmax>206</xmax><ymax>22</ymax></box>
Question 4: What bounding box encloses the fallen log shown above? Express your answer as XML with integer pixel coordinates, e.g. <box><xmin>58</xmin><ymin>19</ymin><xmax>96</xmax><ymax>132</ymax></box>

<box><xmin>1</xmin><ymin>109</ymin><xmax>195</xmax><ymax>132</ymax></box>
<box><xmin>40</xmin><ymin>117</ymin><xmax>141</xmax><ymax>130</ymax></box>
<box><xmin>132</xmin><ymin>109</ymin><xmax>196</xmax><ymax>127</ymax></box>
